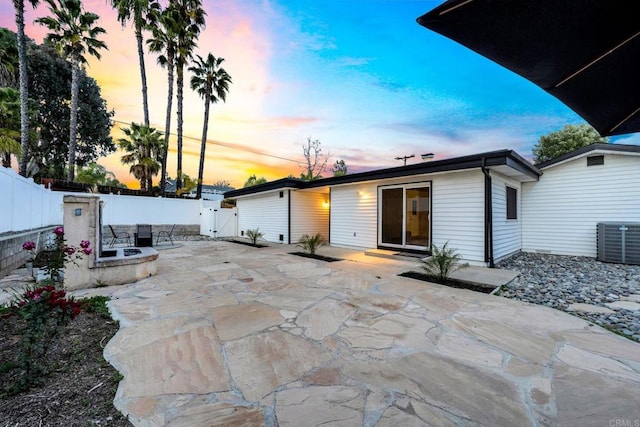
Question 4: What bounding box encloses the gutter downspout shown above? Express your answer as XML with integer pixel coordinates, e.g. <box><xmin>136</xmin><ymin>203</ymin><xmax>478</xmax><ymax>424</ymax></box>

<box><xmin>482</xmin><ymin>159</ymin><xmax>495</xmax><ymax>268</ymax></box>
<box><xmin>288</xmin><ymin>190</ymin><xmax>291</xmax><ymax>244</ymax></box>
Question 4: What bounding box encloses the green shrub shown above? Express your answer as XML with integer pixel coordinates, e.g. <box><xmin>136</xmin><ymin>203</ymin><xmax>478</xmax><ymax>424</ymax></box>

<box><xmin>246</xmin><ymin>228</ymin><xmax>264</xmax><ymax>245</ymax></box>
<box><xmin>420</xmin><ymin>241</ymin><xmax>467</xmax><ymax>282</ymax></box>
<box><xmin>297</xmin><ymin>233</ymin><xmax>326</xmax><ymax>255</ymax></box>
<box><xmin>83</xmin><ymin>295</ymin><xmax>111</xmax><ymax>318</ymax></box>
<box><xmin>2</xmin><ymin>285</ymin><xmax>84</xmax><ymax>394</ymax></box>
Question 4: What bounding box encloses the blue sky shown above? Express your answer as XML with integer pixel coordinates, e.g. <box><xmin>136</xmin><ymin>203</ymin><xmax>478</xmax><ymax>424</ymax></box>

<box><xmin>3</xmin><ymin>0</ymin><xmax>638</xmax><ymax>187</ymax></box>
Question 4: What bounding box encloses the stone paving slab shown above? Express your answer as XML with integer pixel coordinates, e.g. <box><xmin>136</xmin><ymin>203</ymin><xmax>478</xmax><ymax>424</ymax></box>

<box><xmin>52</xmin><ymin>242</ymin><xmax>640</xmax><ymax>425</ymax></box>
<box><xmin>567</xmin><ymin>302</ymin><xmax>616</xmax><ymax>314</ymax></box>
<box><xmin>606</xmin><ymin>300</ymin><xmax>640</xmax><ymax>311</ymax></box>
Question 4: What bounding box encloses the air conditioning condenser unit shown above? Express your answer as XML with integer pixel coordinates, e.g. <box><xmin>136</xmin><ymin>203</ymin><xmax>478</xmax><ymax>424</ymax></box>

<box><xmin>597</xmin><ymin>222</ymin><xmax>640</xmax><ymax>265</ymax></box>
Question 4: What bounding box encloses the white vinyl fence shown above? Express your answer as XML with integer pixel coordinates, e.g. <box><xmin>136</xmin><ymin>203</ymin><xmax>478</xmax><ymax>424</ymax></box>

<box><xmin>200</xmin><ymin>205</ymin><xmax>237</xmax><ymax>238</ymax></box>
<box><xmin>1</xmin><ymin>167</ymin><xmax>236</xmax><ymax>237</ymax></box>
<box><xmin>1</xmin><ymin>167</ymin><xmax>63</xmax><ymax>233</ymax></box>
<box><xmin>100</xmin><ymin>193</ymin><xmax>202</xmax><ymax>225</ymax></box>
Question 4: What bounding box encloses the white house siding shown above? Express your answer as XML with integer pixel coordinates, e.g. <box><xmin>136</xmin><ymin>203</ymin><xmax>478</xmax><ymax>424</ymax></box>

<box><xmin>236</xmin><ymin>191</ymin><xmax>289</xmax><ymax>243</ymax></box>
<box><xmin>431</xmin><ymin>170</ymin><xmax>485</xmax><ymax>265</ymax></box>
<box><xmin>492</xmin><ymin>173</ymin><xmax>522</xmax><ymax>262</ymax></box>
<box><xmin>290</xmin><ymin>190</ymin><xmax>330</xmax><ymax>243</ymax></box>
<box><xmin>522</xmin><ymin>153</ymin><xmax>640</xmax><ymax>257</ymax></box>
<box><xmin>329</xmin><ymin>170</ymin><xmax>487</xmax><ymax>264</ymax></box>
<box><xmin>330</xmin><ymin>183</ymin><xmax>378</xmax><ymax>249</ymax></box>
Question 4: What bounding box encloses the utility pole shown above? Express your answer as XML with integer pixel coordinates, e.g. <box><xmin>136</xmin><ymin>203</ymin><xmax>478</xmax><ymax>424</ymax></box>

<box><xmin>395</xmin><ymin>154</ymin><xmax>415</xmax><ymax>166</ymax></box>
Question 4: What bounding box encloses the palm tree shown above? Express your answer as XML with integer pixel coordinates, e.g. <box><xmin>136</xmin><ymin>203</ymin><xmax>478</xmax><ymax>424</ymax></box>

<box><xmin>118</xmin><ymin>122</ymin><xmax>164</xmax><ymax>190</ymax></box>
<box><xmin>169</xmin><ymin>0</ymin><xmax>205</xmax><ymax>190</ymax></box>
<box><xmin>111</xmin><ymin>0</ymin><xmax>154</xmax><ymax>126</ymax></box>
<box><xmin>146</xmin><ymin>2</ymin><xmax>178</xmax><ymax>194</ymax></box>
<box><xmin>36</xmin><ymin>0</ymin><xmax>107</xmax><ymax>182</ymax></box>
<box><xmin>12</xmin><ymin>0</ymin><xmax>39</xmax><ymax>176</ymax></box>
<box><xmin>189</xmin><ymin>53</ymin><xmax>231</xmax><ymax>199</ymax></box>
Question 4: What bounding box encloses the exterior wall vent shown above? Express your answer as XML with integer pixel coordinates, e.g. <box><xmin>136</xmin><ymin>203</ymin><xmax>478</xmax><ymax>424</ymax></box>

<box><xmin>597</xmin><ymin>222</ymin><xmax>640</xmax><ymax>264</ymax></box>
<box><xmin>587</xmin><ymin>155</ymin><xmax>604</xmax><ymax>166</ymax></box>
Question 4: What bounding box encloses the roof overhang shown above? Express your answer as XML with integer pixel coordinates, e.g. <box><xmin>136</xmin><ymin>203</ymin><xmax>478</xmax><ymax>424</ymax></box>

<box><xmin>224</xmin><ymin>178</ymin><xmax>304</xmax><ymax>199</ymax></box>
<box><xmin>224</xmin><ymin>149</ymin><xmax>541</xmax><ymax>198</ymax></box>
<box><xmin>536</xmin><ymin>143</ymin><xmax>640</xmax><ymax>170</ymax></box>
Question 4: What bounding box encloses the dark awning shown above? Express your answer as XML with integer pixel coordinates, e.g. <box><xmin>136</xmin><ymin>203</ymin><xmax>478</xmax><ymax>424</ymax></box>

<box><xmin>417</xmin><ymin>0</ymin><xmax>640</xmax><ymax>136</ymax></box>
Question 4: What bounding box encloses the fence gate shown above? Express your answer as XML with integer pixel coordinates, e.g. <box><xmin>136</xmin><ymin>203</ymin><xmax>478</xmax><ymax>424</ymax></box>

<box><xmin>200</xmin><ymin>206</ymin><xmax>237</xmax><ymax>238</ymax></box>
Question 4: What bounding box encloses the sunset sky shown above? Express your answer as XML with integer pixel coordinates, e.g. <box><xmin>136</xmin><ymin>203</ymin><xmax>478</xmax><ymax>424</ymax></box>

<box><xmin>2</xmin><ymin>0</ymin><xmax>639</xmax><ymax>189</ymax></box>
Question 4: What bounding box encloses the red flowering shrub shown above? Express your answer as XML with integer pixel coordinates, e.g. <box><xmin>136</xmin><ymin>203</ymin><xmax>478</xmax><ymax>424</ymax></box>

<box><xmin>4</xmin><ymin>285</ymin><xmax>85</xmax><ymax>392</ymax></box>
<box><xmin>16</xmin><ymin>285</ymin><xmax>83</xmax><ymax>319</ymax></box>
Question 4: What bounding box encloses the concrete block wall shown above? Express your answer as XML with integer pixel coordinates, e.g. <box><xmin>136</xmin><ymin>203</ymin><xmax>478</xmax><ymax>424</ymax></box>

<box><xmin>0</xmin><ymin>227</ymin><xmax>58</xmax><ymax>279</ymax></box>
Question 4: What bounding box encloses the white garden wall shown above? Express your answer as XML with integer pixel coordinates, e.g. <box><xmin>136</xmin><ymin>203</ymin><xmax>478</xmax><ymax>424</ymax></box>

<box><xmin>1</xmin><ymin>167</ymin><xmax>210</xmax><ymax>235</ymax></box>
<box><xmin>0</xmin><ymin>167</ymin><xmax>63</xmax><ymax>233</ymax></box>
<box><xmin>99</xmin><ymin>193</ymin><xmax>202</xmax><ymax>225</ymax></box>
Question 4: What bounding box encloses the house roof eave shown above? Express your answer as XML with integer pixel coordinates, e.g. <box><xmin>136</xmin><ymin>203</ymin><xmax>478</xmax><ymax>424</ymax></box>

<box><xmin>223</xmin><ymin>178</ymin><xmax>304</xmax><ymax>198</ymax></box>
<box><xmin>225</xmin><ymin>149</ymin><xmax>541</xmax><ymax>198</ymax></box>
<box><xmin>537</xmin><ymin>143</ymin><xmax>640</xmax><ymax>170</ymax></box>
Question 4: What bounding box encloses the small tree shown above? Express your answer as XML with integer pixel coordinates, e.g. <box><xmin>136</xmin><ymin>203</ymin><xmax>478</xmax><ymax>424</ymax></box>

<box><xmin>212</xmin><ymin>180</ymin><xmax>232</xmax><ymax>189</ymax></box>
<box><xmin>243</xmin><ymin>174</ymin><xmax>267</xmax><ymax>188</ymax></box>
<box><xmin>175</xmin><ymin>172</ymin><xmax>196</xmax><ymax>196</ymax></box>
<box><xmin>75</xmin><ymin>162</ymin><xmax>123</xmax><ymax>187</ymax></box>
<box><xmin>300</xmin><ymin>137</ymin><xmax>329</xmax><ymax>181</ymax></box>
<box><xmin>332</xmin><ymin>159</ymin><xmax>347</xmax><ymax>177</ymax></box>
<box><xmin>118</xmin><ymin>122</ymin><xmax>164</xmax><ymax>190</ymax></box>
<box><xmin>420</xmin><ymin>241</ymin><xmax>466</xmax><ymax>282</ymax></box>
<box><xmin>246</xmin><ymin>228</ymin><xmax>263</xmax><ymax>245</ymax></box>
<box><xmin>297</xmin><ymin>233</ymin><xmax>326</xmax><ymax>255</ymax></box>
<box><xmin>532</xmin><ymin>124</ymin><xmax>608</xmax><ymax>164</ymax></box>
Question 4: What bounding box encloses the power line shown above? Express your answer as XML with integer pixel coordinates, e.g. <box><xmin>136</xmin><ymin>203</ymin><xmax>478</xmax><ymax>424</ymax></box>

<box><xmin>112</xmin><ymin>119</ymin><xmax>302</xmax><ymax>165</ymax></box>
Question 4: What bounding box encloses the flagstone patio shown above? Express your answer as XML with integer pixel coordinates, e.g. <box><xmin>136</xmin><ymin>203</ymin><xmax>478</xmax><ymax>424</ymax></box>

<box><xmin>69</xmin><ymin>241</ymin><xmax>640</xmax><ymax>426</ymax></box>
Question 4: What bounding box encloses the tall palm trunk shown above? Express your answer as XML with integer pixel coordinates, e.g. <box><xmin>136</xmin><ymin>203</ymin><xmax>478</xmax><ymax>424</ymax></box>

<box><xmin>176</xmin><ymin>61</ymin><xmax>184</xmax><ymax>190</ymax></box>
<box><xmin>15</xmin><ymin>0</ymin><xmax>29</xmax><ymax>177</ymax></box>
<box><xmin>135</xmin><ymin>24</ymin><xmax>150</xmax><ymax>127</ymax></box>
<box><xmin>67</xmin><ymin>61</ymin><xmax>80</xmax><ymax>181</ymax></box>
<box><xmin>195</xmin><ymin>90</ymin><xmax>210</xmax><ymax>199</ymax></box>
<box><xmin>160</xmin><ymin>48</ymin><xmax>174</xmax><ymax>194</ymax></box>
<box><xmin>146</xmin><ymin>144</ymin><xmax>152</xmax><ymax>190</ymax></box>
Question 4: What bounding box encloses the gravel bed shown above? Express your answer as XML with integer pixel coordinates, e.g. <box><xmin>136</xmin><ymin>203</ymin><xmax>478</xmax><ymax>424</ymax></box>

<box><xmin>497</xmin><ymin>252</ymin><xmax>640</xmax><ymax>342</ymax></box>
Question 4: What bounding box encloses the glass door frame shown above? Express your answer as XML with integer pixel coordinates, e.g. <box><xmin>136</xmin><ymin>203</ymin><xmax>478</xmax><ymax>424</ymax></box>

<box><xmin>377</xmin><ymin>181</ymin><xmax>431</xmax><ymax>251</ymax></box>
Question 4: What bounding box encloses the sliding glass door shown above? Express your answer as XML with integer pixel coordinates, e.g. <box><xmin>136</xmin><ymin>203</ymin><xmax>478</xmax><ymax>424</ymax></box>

<box><xmin>379</xmin><ymin>183</ymin><xmax>430</xmax><ymax>250</ymax></box>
